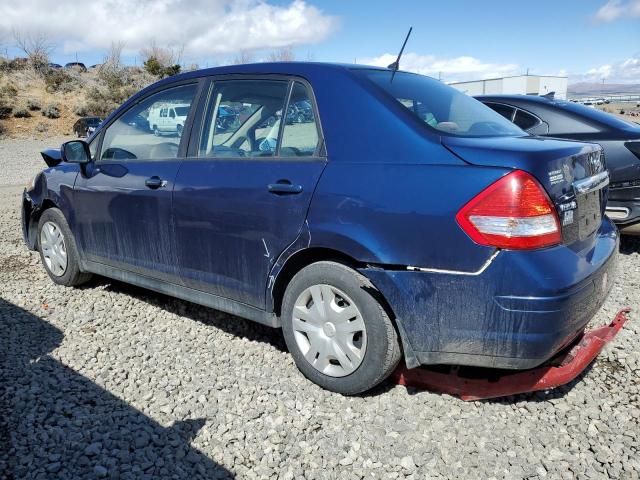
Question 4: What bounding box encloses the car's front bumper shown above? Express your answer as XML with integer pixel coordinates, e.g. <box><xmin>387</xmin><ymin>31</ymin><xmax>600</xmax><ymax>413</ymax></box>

<box><xmin>22</xmin><ymin>189</ymin><xmax>38</xmax><ymax>250</ymax></box>
<box><xmin>360</xmin><ymin>218</ymin><xmax>619</xmax><ymax>370</ymax></box>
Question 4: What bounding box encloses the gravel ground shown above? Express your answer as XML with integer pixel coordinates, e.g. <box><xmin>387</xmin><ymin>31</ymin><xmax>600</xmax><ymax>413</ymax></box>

<box><xmin>0</xmin><ymin>138</ymin><xmax>639</xmax><ymax>480</ymax></box>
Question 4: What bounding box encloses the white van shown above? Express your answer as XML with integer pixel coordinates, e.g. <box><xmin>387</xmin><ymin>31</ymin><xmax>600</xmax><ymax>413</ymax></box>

<box><xmin>147</xmin><ymin>103</ymin><xmax>191</xmax><ymax>136</ymax></box>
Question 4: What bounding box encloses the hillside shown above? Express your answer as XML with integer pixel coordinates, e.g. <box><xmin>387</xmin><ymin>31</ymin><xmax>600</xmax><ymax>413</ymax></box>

<box><xmin>568</xmin><ymin>82</ymin><xmax>640</xmax><ymax>96</ymax></box>
<box><xmin>0</xmin><ymin>59</ymin><xmax>156</xmax><ymax>139</ymax></box>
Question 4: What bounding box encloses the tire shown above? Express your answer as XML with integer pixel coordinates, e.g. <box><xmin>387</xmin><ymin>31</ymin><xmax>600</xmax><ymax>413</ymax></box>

<box><xmin>281</xmin><ymin>261</ymin><xmax>401</xmax><ymax>395</ymax></box>
<box><xmin>37</xmin><ymin>208</ymin><xmax>92</xmax><ymax>287</ymax></box>
<box><xmin>176</xmin><ymin>124</ymin><xmax>183</xmax><ymax>137</ymax></box>
<box><xmin>153</xmin><ymin>125</ymin><xmax>160</xmax><ymax>136</ymax></box>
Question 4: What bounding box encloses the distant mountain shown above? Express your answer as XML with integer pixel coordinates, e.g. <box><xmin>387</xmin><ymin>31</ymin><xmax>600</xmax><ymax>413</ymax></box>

<box><xmin>568</xmin><ymin>82</ymin><xmax>640</xmax><ymax>96</ymax></box>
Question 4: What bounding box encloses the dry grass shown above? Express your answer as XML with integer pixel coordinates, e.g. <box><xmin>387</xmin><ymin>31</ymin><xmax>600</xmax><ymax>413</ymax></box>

<box><xmin>0</xmin><ymin>66</ymin><xmax>154</xmax><ymax>139</ymax></box>
<box><xmin>596</xmin><ymin>103</ymin><xmax>640</xmax><ymax>123</ymax></box>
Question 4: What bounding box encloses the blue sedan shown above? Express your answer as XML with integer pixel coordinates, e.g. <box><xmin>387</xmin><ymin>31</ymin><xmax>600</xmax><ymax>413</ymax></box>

<box><xmin>22</xmin><ymin>63</ymin><xmax>618</xmax><ymax>394</ymax></box>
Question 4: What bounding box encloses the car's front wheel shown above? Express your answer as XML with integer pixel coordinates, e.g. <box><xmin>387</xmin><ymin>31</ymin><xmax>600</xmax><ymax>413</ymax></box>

<box><xmin>281</xmin><ymin>261</ymin><xmax>401</xmax><ymax>395</ymax></box>
<box><xmin>37</xmin><ymin>208</ymin><xmax>91</xmax><ymax>287</ymax></box>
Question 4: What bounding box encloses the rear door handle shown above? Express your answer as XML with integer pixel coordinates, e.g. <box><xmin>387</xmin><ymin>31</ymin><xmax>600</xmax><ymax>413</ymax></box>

<box><xmin>145</xmin><ymin>176</ymin><xmax>167</xmax><ymax>189</ymax></box>
<box><xmin>267</xmin><ymin>182</ymin><xmax>303</xmax><ymax>194</ymax></box>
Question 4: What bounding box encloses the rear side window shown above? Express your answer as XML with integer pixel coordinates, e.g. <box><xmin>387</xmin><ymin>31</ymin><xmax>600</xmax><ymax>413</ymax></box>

<box><xmin>485</xmin><ymin>103</ymin><xmax>516</xmax><ymax>122</ymax></box>
<box><xmin>514</xmin><ymin>109</ymin><xmax>541</xmax><ymax>131</ymax></box>
<box><xmin>199</xmin><ymin>79</ymin><xmax>321</xmax><ymax>158</ymax></box>
<box><xmin>199</xmin><ymin>80</ymin><xmax>289</xmax><ymax>157</ymax></box>
<box><xmin>354</xmin><ymin>69</ymin><xmax>525</xmax><ymax>138</ymax></box>
<box><xmin>280</xmin><ymin>82</ymin><xmax>320</xmax><ymax>157</ymax></box>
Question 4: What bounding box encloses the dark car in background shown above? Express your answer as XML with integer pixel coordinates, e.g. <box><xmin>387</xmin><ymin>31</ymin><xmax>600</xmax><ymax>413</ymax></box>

<box><xmin>72</xmin><ymin>117</ymin><xmax>102</xmax><ymax>137</ymax></box>
<box><xmin>23</xmin><ymin>63</ymin><xmax>618</xmax><ymax>394</ymax></box>
<box><xmin>64</xmin><ymin>62</ymin><xmax>87</xmax><ymax>72</ymax></box>
<box><xmin>478</xmin><ymin>94</ymin><xmax>640</xmax><ymax>234</ymax></box>
<box><xmin>126</xmin><ymin>113</ymin><xmax>150</xmax><ymax>132</ymax></box>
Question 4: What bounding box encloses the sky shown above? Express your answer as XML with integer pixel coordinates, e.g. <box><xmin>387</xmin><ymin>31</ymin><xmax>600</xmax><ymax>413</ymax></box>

<box><xmin>0</xmin><ymin>0</ymin><xmax>638</xmax><ymax>84</ymax></box>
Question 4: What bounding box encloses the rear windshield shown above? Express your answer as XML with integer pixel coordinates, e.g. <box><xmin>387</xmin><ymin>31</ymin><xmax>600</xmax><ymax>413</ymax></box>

<box><xmin>355</xmin><ymin>69</ymin><xmax>526</xmax><ymax>138</ymax></box>
<box><xmin>552</xmin><ymin>101</ymin><xmax>640</xmax><ymax>131</ymax></box>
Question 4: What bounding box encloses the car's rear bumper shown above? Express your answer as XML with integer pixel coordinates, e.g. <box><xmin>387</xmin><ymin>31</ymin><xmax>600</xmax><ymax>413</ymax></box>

<box><xmin>361</xmin><ymin>218</ymin><xmax>619</xmax><ymax>370</ymax></box>
<box><xmin>607</xmin><ymin>185</ymin><xmax>640</xmax><ymax>234</ymax></box>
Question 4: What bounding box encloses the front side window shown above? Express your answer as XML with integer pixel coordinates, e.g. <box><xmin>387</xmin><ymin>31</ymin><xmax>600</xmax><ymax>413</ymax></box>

<box><xmin>100</xmin><ymin>83</ymin><xmax>197</xmax><ymax>161</ymax></box>
<box><xmin>199</xmin><ymin>80</ymin><xmax>289</xmax><ymax>157</ymax></box>
<box><xmin>354</xmin><ymin>69</ymin><xmax>525</xmax><ymax>138</ymax></box>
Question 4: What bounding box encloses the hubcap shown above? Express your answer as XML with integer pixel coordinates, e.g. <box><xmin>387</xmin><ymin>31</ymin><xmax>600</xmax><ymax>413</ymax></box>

<box><xmin>40</xmin><ymin>221</ymin><xmax>68</xmax><ymax>277</ymax></box>
<box><xmin>292</xmin><ymin>284</ymin><xmax>367</xmax><ymax>377</ymax></box>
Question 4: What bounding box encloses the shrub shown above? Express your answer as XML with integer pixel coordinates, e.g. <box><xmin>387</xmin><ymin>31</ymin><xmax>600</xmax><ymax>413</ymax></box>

<box><xmin>13</xmin><ymin>108</ymin><xmax>31</xmax><ymax>118</ymax></box>
<box><xmin>43</xmin><ymin>69</ymin><xmax>76</xmax><ymax>93</ymax></box>
<box><xmin>0</xmin><ymin>84</ymin><xmax>18</xmax><ymax>98</ymax></box>
<box><xmin>36</xmin><ymin>121</ymin><xmax>49</xmax><ymax>133</ymax></box>
<box><xmin>74</xmin><ymin>103</ymin><xmax>90</xmax><ymax>117</ymax></box>
<box><xmin>42</xmin><ymin>103</ymin><xmax>60</xmax><ymax>119</ymax></box>
<box><xmin>26</xmin><ymin>99</ymin><xmax>41</xmax><ymax>111</ymax></box>
<box><xmin>0</xmin><ymin>98</ymin><xmax>12</xmax><ymax>119</ymax></box>
<box><xmin>143</xmin><ymin>56</ymin><xmax>181</xmax><ymax>78</ymax></box>
<box><xmin>5</xmin><ymin>57</ymin><xmax>29</xmax><ymax>72</ymax></box>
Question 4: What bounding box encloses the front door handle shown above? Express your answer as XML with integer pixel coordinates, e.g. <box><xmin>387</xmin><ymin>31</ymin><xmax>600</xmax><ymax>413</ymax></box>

<box><xmin>145</xmin><ymin>176</ymin><xmax>166</xmax><ymax>189</ymax></box>
<box><xmin>268</xmin><ymin>182</ymin><xmax>303</xmax><ymax>195</ymax></box>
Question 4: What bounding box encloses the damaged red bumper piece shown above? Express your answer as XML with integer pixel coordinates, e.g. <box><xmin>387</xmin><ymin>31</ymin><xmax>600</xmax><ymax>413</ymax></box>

<box><xmin>393</xmin><ymin>308</ymin><xmax>630</xmax><ymax>401</ymax></box>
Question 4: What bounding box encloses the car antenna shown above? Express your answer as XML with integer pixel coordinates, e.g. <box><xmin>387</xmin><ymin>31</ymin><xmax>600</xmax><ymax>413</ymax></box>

<box><xmin>387</xmin><ymin>27</ymin><xmax>413</xmax><ymax>79</ymax></box>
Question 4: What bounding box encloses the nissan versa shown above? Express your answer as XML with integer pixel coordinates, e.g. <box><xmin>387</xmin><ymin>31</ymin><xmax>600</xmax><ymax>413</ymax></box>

<box><xmin>22</xmin><ymin>63</ymin><xmax>618</xmax><ymax>394</ymax></box>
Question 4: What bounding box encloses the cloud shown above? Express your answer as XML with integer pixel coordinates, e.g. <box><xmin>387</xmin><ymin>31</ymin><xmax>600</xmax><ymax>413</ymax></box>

<box><xmin>570</xmin><ymin>53</ymin><xmax>640</xmax><ymax>83</ymax></box>
<box><xmin>360</xmin><ymin>53</ymin><xmax>519</xmax><ymax>83</ymax></box>
<box><xmin>0</xmin><ymin>0</ymin><xmax>337</xmax><ymax>58</ymax></box>
<box><xmin>593</xmin><ymin>0</ymin><xmax>640</xmax><ymax>22</ymax></box>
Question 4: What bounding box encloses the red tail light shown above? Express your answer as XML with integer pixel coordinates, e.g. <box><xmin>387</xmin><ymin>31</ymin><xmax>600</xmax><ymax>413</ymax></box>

<box><xmin>456</xmin><ymin>170</ymin><xmax>561</xmax><ymax>250</ymax></box>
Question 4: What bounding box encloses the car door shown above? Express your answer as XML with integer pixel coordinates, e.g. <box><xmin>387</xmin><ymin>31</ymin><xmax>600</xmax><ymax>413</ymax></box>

<box><xmin>73</xmin><ymin>81</ymin><xmax>201</xmax><ymax>283</ymax></box>
<box><xmin>173</xmin><ymin>78</ymin><xmax>326</xmax><ymax>308</ymax></box>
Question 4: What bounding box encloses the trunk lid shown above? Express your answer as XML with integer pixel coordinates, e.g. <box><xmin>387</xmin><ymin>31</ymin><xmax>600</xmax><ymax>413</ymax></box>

<box><xmin>443</xmin><ymin>135</ymin><xmax>608</xmax><ymax>246</ymax></box>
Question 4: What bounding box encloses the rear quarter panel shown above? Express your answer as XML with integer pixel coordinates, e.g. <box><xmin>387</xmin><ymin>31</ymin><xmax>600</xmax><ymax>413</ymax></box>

<box><xmin>307</xmin><ymin>161</ymin><xmax>505</xmax><ymax>271</ymax></box>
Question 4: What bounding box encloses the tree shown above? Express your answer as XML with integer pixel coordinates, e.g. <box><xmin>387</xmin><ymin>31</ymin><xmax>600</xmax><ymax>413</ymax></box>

<box><xmin>13</xmin><ymin>30</ymin><xmax>54</xmax><ymax>73</ymax></box>
<box><xmin>267</xmin><ymin>47</ymin><xmax>295</xmax><ymax>62</ymax></box>
<box><xmin>143</xmin><ymin>56</ymin><xmax>181</xmax><ymax>78</ymax></box>
<box><xmin>232</xmin><ymin>50</ymin><xmax>255</xmax><ymax>65</ymax></box>
<box><xmin>140</xmin><ymin>40</ymin><xmax>183</xmax><ymax>78</ymax></box>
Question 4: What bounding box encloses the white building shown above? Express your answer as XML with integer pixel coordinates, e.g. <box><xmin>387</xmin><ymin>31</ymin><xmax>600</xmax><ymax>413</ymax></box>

<box><xmin>449</xmin><ymin>75</ymin><xmax>568</xmax><ymax>100</ymax></box>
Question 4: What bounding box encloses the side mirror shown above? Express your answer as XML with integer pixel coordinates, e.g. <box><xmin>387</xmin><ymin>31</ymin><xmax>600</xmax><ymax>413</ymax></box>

<box><xmin>61</xmin><ymin>140</ymin><xmax>91</xmax><ymax>164</ymax></box>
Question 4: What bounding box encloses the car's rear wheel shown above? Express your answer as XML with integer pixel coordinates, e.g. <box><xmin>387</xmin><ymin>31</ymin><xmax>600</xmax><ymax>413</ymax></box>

<box><xmin>281</xmin><ymin>261</ymin><xmax>401</xmax><ymax>395</ymax></box>
<box><xmin>37</xmin><ymin>208</ymin><xmax>91</xmax><ymax>287</ymax></box>
<box><xmin>176</xmin><ymin>124</ymin><xmax>183</xmax><ymax>137</ymax></box>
